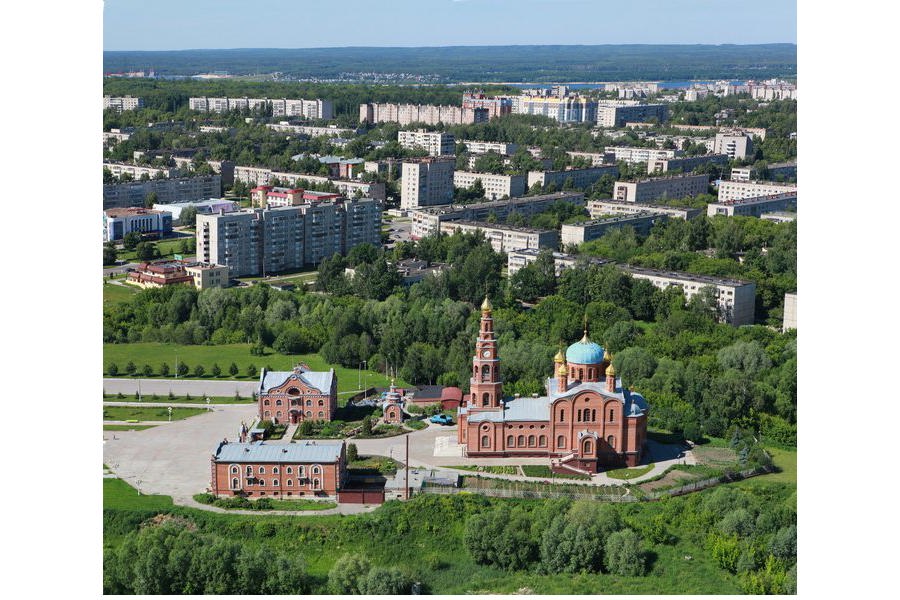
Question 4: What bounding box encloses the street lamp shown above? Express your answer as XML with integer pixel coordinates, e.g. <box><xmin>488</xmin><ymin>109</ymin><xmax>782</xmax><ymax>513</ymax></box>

<box><xmin>168</xmin><ymin>406</ymin><xmax>173</xmax><ymax>422</ymax></box>
<box><xmin>206</xmin><ymin>397</ymin><xmax>211</xmax><ymax>411</ymax></box>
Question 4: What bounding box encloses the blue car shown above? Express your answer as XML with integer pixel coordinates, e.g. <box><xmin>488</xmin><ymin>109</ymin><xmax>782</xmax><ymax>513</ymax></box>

<box><xmin>429</xmin><ymin>414</ymin><xmax>454</xmax><ymax>425</ymax></box>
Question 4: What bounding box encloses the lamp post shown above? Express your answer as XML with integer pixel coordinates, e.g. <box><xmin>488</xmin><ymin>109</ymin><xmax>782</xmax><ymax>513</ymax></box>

<box><xmin>175</xmin><ymin>354</ymin><xmax>179</xmax><ymax>379</ymax></box>
<box><xmin>168</xmin><ymin>406</ymin><xmax>173</xmax><ymax>422</ymax></box>
<box><xmin>206</xmin><ymin>397</ymin><xmax>211</xmax><ymax>411</ymax></box>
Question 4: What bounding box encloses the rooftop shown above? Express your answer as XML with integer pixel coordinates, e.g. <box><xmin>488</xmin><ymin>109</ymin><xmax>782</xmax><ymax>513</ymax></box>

<box><xmin>214</xmin><ymin>440</ymin><xmax>343</xmax><ymax>464</ymax></box>
<box><xmin>563</xmin><ymin>212</ymin><xmax>661</xmax><ymax>228</ymax></box>
<box><xmin>445</xmin><ymin>220</ymin><xmax>554</xmax><ymax>235</ymax></box>
<box><xmin>104</xmin><ymin>207</ymin><xmax>168</xmax><ymax>217</ymax></box>
<box><xmin>622</xmin><ymin>264</ymin><xmax>752</xmax><ymax>287</ymax></box>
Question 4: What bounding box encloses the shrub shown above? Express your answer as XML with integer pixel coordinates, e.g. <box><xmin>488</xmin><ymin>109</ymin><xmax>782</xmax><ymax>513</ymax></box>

<box><xmin>142</xmin><ymin>364</ymin><xmax>153</xmax><ymax>377</ymax></box>
<box><xmin>229</xmin><ymin>362</ymin><xmax>239</xmax><ymax>376</ymax></box>
<box><xmin>769</xmin><ymin>525</ymin><xmax>797</xmax><ymax>559</ymax></box>
<box><xmin>125</xmin><ymin>361</ymin><xmax>137</xmax><ymax>376</ymax></box>
<box><xmin>211</xmin><ymin>363</ymin><xmax>221</xmax><ymax>377</ymax></box>
<box><xmin>718</xmin><ymin>508</ymin><xmax>756</xmax><ymax>538</ymax></box>
<box><xmin>361</xmin><ymin>566</ymin><xmax>413</xmax><ymax>595</ymax></box>
<box><xmin>194</xmin><ymin>493</ymin><xmax>216</xmax><ymax>505</ymax></box>
<box><xmin>177</xmin><ymin>362</ymin><xmax>189</xmax><ymax>377</ymax></box>
<box><xmin>328</xmin><ymin>553</ymin><xmax>372</xmax><ymax>594</ymax></box>
<box><xmin>604</xmin><ymin>529</ymin><xmax>647</xmax><ymax>576</ymax></box>
<box><xmin>346</xmin><ymin>443</ymin><xmax>358</xmax><ymax>463</ymax></box>
<box><xmin>159</xmin><ymin>362</ymin><xmax>170</xmax><ymax>377</ymax></box>
<box><xmin>254</xmin><ymin>498</ymin><xmax>274</xmax><ymax>511</ymax></box>
<box><xmin>194</xmin><ymin>365</ymin><xmax>205</xmax><ymax>377</ymax></box>
<box><xmin>247</xmin><ymin>364</ymin><xmax>258</xmax><ymax>377</ymax></box>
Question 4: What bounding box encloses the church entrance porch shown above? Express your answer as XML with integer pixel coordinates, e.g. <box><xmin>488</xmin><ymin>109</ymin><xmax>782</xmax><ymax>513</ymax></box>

<box><xmin>289</xmin><ymin>410</ymin><xmax>302</xmax><ymax>424</ymax></box>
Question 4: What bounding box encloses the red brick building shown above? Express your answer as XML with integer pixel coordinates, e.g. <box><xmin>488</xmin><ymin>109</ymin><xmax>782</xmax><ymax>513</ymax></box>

<box><xmin>382</xmin><ymin>382</ymin><xmax>405</xmax><ymax>425</ymax></box>
<box><xmin>127</xmin><ymin>259</ymin><xmax>194</xmax><ymax>288</ymax></box>
<box><xmin>257</xmin><ymin>365</ymin><xmax>337</xmax><ymax>424</ymax></box>
<box><xmin>457</xmin><ymin>298</ymin><xmax>649</xmax><ymax>472</ymax></box>
<box><xmin>210</xmin><ymin>440</ymin><xmax>347</xmax><ymax>498</ymax></box>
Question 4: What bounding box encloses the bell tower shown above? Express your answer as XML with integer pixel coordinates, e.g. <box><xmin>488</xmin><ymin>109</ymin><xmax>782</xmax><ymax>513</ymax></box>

<box><xmin>469</xmin><ymin>297</ymin><xmax>503</xmax><ymax>411</ymax></box>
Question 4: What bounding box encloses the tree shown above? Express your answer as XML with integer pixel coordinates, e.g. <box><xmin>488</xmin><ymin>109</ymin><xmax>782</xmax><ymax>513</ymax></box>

<box><xmin>136</xmin><ymin>241</ymin><xmax>161</xmax><ymax>262</ymax></box>
<box><xmin>177</xmin><ymin>362</ymin><xmax>189</xmax><ymax>377</ymax></box>
<box><xmin>144</xmin><ymin>191</ymin><xmax>159</xmax><ymax>209</ymax></box>
<box><xmin>179</xmin><ymin>206</ymin><xmax>198</xmax><ymax>228</ymax></box>
<box><xmin>123</xmin><ymin>231</ymin><xmax>142</xmax><ymax>250</ymax></box>
<box><xmin>229</xmin><ymin>362</ymin><xmax>239</xmax><ymax>377</ymax></box>
<box><xmin>125</xmin><ymin>361</ymin><xmax>137</xmax><ymax>376</ymax></box>
<box><xmin>346</xmin><ymin>442</ymin><xmax>358</xmax><ymax>463</ymax></box>
<box><xmin>717</xmin><ymin>340</ymin><xmax>771</xmax><ymax>377</ymax></box>
<box><xmin>612</xmin><ymin>347</ymin><xmax>658</xmax><ymax>383</ymax></box>
<box><xmin>360</xmin><ymin>566</ymin><xmax>412</xmax><ymax>595</ymax></box>
<box><xmin>247</xmin><ymin>364</ymin><xmax>258</xmax><ymax>377</ymax></box>
<box><xmin>160</xmin><ymin>362</ymin><xmax>170</xmax><ymax>377</ymax></box>
<box><xmin>194</xmin><ymin>364</ymin><xmax>206</xmax><ymax>378</ymax></box>
<box><xmin>108</xmin><ymin>362</ymin><xmax>119</xmax><ymax>377</ymax></box>
<box><xmin>361</xmin><ymin>415</ymin><xmax>373</xmax><ymax>436</ymax></box>
<box><xmin>103</xmin><ymin>242</ymin><xmax>118</xmax><ymax>265</ymax></box>
<box><xmin>602</xmin><ymin>321</ymin><xmax>640</xmax><ymax>354</ymax></box>
<box><xmin>142</xmin><ymin>364</ymin><xmax>154</xmax><ymax>377</ymax></box>
<box><xmin>211</xmin><ymin>363</ymin><xmax>221</xmax><ymax>377</ymax></box>
<box><xmin>327</xmin><ymin>553</ymin><xmax>372</xmax><ymax>594</ymax></box>
<box><xmin>604</xmin><ymin>528</ymin><xmax>647</xmax><ymax>576</ymax></box>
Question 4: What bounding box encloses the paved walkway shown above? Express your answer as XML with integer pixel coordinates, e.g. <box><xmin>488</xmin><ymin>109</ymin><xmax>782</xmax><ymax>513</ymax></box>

<box><xmin>104</xmin><ymin>402</ymin><xmax>232</xmax><ymax>409</ymax></box>
<box><xmin>104</xmin><ymin>378</ymin><xmax>259</xmax><ymax>397</ymax></box>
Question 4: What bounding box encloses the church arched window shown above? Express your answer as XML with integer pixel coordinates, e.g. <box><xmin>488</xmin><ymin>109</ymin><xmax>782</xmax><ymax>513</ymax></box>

<box><xmin>607</xmin><ymin>435</ymin><xmax>616</xmax><ymax>450</ymax></box>
<box><xmin>557</xmin><ymin>435</ymin><xmax>566</xmax><ymax>448</ymax></box>
<box><xmin>517</xmin><ymin>435</ymin><xmax>525</xmax><ymax>446</ymax></box>
<box><xmin>507</xmin><ymin>435</ymin><xmax>514</xmax><ymax>447</ymax></box>
<box><xmin>481</xmin><ymin>435</ymin><xmax>490</xmax><ymax>448</ymax></box>
<box><xmin>482</xmin><ymin>392</ymin><xmax>490</xmax><ymax>406</ymax></box>
<box><xmin>539</xmin><ymin>435</ymin><xmax>547</xmax><ymax>447</ymax></box>
<box><xmin>528</xmin><ymin>435</ymin><xmax>536</xmax><ymax>447</ymax></box>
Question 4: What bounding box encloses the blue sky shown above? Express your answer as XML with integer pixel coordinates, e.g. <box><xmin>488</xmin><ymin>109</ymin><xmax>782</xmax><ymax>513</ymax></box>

<box><xmin>104</xmin><ymin>0</ymin><xmax>797</xmax><ymax>51</ymax></box>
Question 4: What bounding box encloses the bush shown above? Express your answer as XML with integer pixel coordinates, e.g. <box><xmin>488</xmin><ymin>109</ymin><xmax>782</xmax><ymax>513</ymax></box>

<box><xmin>247</xmin><ymin>364</ymin><xmax>258</xmax><ymax>377</ymax></box>
<box><xmin>194</xmin><ymin>365</ymin><xmax>205</xmax><ymax>377</ymax></box>
<box><xmin>604</xmin><ymin>528</ymin><xmax>647</xmax><ymax>576</ymax></box>
<box><xmin>125</xmin><ymin>361</ymin><xmax>137</xmax><ymax>376</ymax></box>
<box><xmin>769</xmin><ymin>524</ymin><xmax>796</xmax><ymax>560</ymax></box>
<box><xmin>229</xmin><ymin>362</ymin><xmax>239</xmax><ymax>376</ymax></box>
<box><xmin>177</xmin><ymin>362</ymin><xmax>189</xmax><ymax>377</ymax></box>
<box><xmin>212</xmin><ymin>363</ymin><xmax>221</xmax><ymax>377</ymax></box>
<box><xmin>108</xmin><ymin>362</ymin><xmax>119</xmax><ymax>377</ymax></box>
<box><xmin>194</xmin><ymin>493</ymin><xmax>216</xmax><ymax>505</ymax></box>
<box><xmin>159</xmin><ymin>362</ymin><xmax>170</xmax><ymax>376</ymax></box>
<box><xmin>346</xmin><ymin>443</ymin><xmax>358</xmax><ymax>463</ymax></box>
<box><xmin>142</xmin><ymin>364</ymin><xmax>153</xmax><ymax>377</ymax></box>
<box><xmin>328</xmin><ymin>553</ymin><xmax>372</xmax><ymax>594</ymax></box>
<box><xmin>718</xmin><ymin>508</ymin><xmax>756</xmax><ymax>537</ymax></box>
<box><xmin>361</xmin><ymin>566</ymin><xmax>413</xmax><ymax>595</ymax></box>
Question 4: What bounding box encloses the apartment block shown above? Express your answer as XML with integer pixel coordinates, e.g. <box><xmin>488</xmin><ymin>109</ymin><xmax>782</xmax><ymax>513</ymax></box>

<box><xmin>453</xmin><ymin>171</ymin><xmax>526</xmax><ymax>201</ymax></box>
<box><xmin>462</xmin><ymin>92</ymin><xmax>513</xmax><ymax>118</ymax></box>
<box><xmin>196</xmin><ymin>199</ymin><xmax>380</xmax><ymax>277</ymax></box>
<box><xmin>506</xmin><ymin>250</ymin><xmax>756</xmax><ymax>326</ymax></box>
<box><xmin>527</xmin><ymin>165</ymin><xmax>619</xmax><ymax>190</ymax></box>
<box><xmin>103</xmin><ymin>162</ymin><xmax>178</xmax><ymax>180</ymax></box>
<box><xmin>461</xmin><ymin>140</ymin><xmax>519</xmax><ymax>155</ymax></box>
<box><xmin>439</xmin><ymin>220</ymin><xmax>558</xmax><ymax>254</ymax></box>
<box><xmin>103</xmin><ymin>175</ymin><xmax>222</xmax><ymax>210</ymax></box>
<box><xmin>648</xmin><ymin>154</ymin><xmax>729</xmax><ymax>174</ymax></box>
<box><xmin>565</xmin><ymin>151</ymin><xmax>608</xmax><ymax>167</ymax></box>
<box><xmin>782</xmin><ymin>293</ymin><xmax>797</xmax><ymax>331</ymax></box>
<box><xmin>103</xmin><ymin>207</ymin><xmax>173</xmax><ymax>242</ymax></box>
<box><xmin>233</xmin><ymin>166</ymin><xmax>386</xmax><ymax>201</ymax></box>
<box><xmin>514</xmin><ymin>95</ymin><xmax>597</xmax><ymax>123</ymax></box>
<box><xmin>613</xmin><ymin>174</ymin><xmax>709</xmax><ymax>203</ymax></box>
<box><xmin>717</xmin><ymin>180</ymin><xmax>798</xmax><ymax>202</ymax></box>
<box><xmin>103</xmin><ymin>128</ymin><xmax>135</xmax><ymax>146</ymax></box>
<box><xmin>604</xmin><ymin>147</ymin><xmax>679</xmax><ymax>164</ymax></box>
<box><xmin>588</xmin><ymin>200</ymin><xmax>701</xmax><ymax>220</ymax></box>
<box><xmin>103</xmin><ymin>96</ymin><xmax>143</xmax><ymax>112</ymax></box>
<box><xmin>189</xmin><ymin>97</ymin><xmax>332</xmax><ymax>119</ymax></box>
<box><xmin>398</xmin><ymin>130</ymin><xmax>456</xmax><ymax>156</ymax></box>
<box><xmin>184</xmin><ymin>263</ymin><xmax>231</xmax><ymax>289</ymax></box>
<box><xmin>596</xmin><ymin>103</ymin><xmax>668</xmax><ymax>127</ymax></box>
<box><xmin>560</xmin><ymin>213</ymin><xmax>667</xmax><ymax>246</ymax></box>
<box><xmin>152</xmin><ymin>199</ymin><xmax>239</xmax><ymax>224</ymax></box>
<box><xmin>731</xmin><ymin>162</ymin><xmax>797</xmax><ymax>182</ymax></box>
<box><xmin>707</xmin><ymin>193</ymin><xmax>797</xmax><ymax>218</ymax></box>
<box><xmin>410</xmin><ymin>192</ymin><xmax>585</xmax><ymax>239</ymax></box>
<box><xmin>400</xmin><ymin>157</ymin><xmax>456</xmax><ymax>209</ymax></box>
<box><xmin>714</xmin><ymin>131</ymin><xmax>754</xmax><ymax>159</ymax></box>
<box><xmin>359</xmin><ymin>103</ymin><xmax>488</xmax><ymax>126</ymax></box>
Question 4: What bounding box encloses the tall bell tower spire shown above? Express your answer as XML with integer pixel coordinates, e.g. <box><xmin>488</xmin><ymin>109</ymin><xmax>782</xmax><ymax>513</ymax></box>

<box><xmin>469</xmin><ymin>297</ymin><xmax>503</xmax><ymax>410</ymax></box>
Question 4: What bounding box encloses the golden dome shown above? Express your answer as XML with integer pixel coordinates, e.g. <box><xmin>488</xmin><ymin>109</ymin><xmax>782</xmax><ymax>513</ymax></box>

<box><xmin>603</xmin><ymin>348</ymin><xmax>611</xmax><ymax>362</ymax></box>
<box><xmin>557</xmin><ymin>364</ymin><xmax>568</xmax><ymax>376</ymax></box>
<box><xmin>481</xmin><ymin>296</ymin><xmax>493</xmax><ymax>312</ymax></box>
<box><xmin>554</xmin><ymin>349</ymin><xmax>565</xmax><ymax>363</ymax></box>
<box><xmin>606</xmin><ymin>363</ymin><xmax>616</xmax><ymax>377</ymax></box>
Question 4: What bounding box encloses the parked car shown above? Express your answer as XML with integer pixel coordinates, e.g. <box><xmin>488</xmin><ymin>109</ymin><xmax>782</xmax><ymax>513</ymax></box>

<box><xmin>429</xmin><ymin>414</ymin><xmax>454</xmax><ymax>425</ymax></box>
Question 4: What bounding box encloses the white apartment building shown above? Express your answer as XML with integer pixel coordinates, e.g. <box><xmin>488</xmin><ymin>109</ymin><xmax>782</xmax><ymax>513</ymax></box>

<box><xmin>717</xmin><ymin>180</ymin><xmax>798</xmax><ymax>203</ymax></box>
<box><xmin>604</xmin><ymin>147</ymin><xmax>679</xmax><ymax>164</ymax></box>
<box><xmin>232</xmin><ymin>166</ymin><xmax>386</xmax><ymax>200</ymax></box>
<box><xmin>588</xmin><ymin>200</ymin><xmax>701</xmax><ymax>220</ymax></box>
<box><xmin>103</xmin><ymin>96</ymin><xmax>143</xmax><ymax>112</ymax></box>
<box><xmin>103</xmin><ymin>162</ymin><xmax>178</xmax><ymax>180</ymax></box>
<box><xmin>410</xmin><ymin>192</ymin><xmax>584</xmax><ymax>239</ymax></box>
<box><xmin>398</xmin><ymin>130</ymin><xmax>456</xmax><ymax>156</ymax></box>
<box><xmin>648</xmin><ymin>154</ymin><xmax>728</xmax><ymax>174</ymax></box>
<box><xmin>439</xmin><ymin>221</ymin><xmax>558</xmax><ymax>254</ymax></box>
<box><xmin>189</xmin><ymin>97</ymin><xmax>332</xmax><ymax>119</ymax></box>
<box><xmin>714</xmin><ymin>131</ymin><xmax>754</xmax><ymax>159</ymax></box>
<box><xmin>103</xmin><ymin>128</ymin><xmax>135</xmax><ymax>146</ymax></box>
<box><xmin>461</xmin><ymin>140</ymin><xmax>519</xmax><ymax>155</ymax></box>
<box><xmin>514</xmin><ymin>95</ymin><xmax>597</xmax><ymax>123</ymax></box>
<box><xmin>560</xmin><ymin>213</ymin><xmax>667</xmax><ymax>246</ymax></box>
<box><xmin>782</xmin><ymin>293</ymin><xmax>797</xmax><ymax>331</ymax></box>
<box><xmin>453</xmin><ymin>171</ymin><xmax>526</xmax><ymax>201</ymax></box>
<box><xmin>400</xmin><ymin>157</ymin><xmax>455</xmax><ymax>209</ymax></box>
<box><xmin>103</xmin><ymin>175</ymin><xmax>223</xmax><ymax>210</ymax></box>
<box><xmin>596</xmin><ymin>102</ymin><xmax>668</xmax><ymax>127</ymax></box>
<box><xmin>527</xmin><ymin>165</ymin><xmax>619</xmax><ymax>190</ymax></box>
<box><xmin>506</xmin><ymin>250</ymin><xmax>755</xmax><ymax>326</ymax></box>
<box><xmin>359</xmin><ymin>103</ymin><xmax>487</xmax><ymax>126</ymax></box>
<box><xmin>566</xmin><ymin>151</ymin><xmax>608</xmax><ymax>167</ymax></box>
<box><xmin>266</xmin><ymin>123</ymin><xmax>357</xmax><ymax>137</ymax></box>
<box><xmin>613</xmin><ymin>174</ymin><xmax>709</xmax><ymax>203</ymax></box>
<box><xmin>706</xmin><ymin>193</ymin><xmax>797</xmax><ymax>218</ymax></box>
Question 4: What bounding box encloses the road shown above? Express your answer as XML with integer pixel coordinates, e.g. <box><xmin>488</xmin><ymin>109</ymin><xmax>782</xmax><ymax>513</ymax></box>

<box><xmin>104</xmin><ymin>378</ymin><xmax>259</xmax><ymax>397</ymax></box>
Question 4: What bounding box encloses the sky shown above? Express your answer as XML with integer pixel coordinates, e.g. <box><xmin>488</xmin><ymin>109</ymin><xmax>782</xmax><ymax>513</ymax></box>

<box><xmin>103</xmin><ymin>0</ymin><xmax>797</xmax><ymax>51</ymax></box>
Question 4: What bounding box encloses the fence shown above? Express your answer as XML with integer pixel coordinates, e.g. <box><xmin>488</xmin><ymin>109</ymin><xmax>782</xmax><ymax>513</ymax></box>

<box><xmin>419</xmin><ymin>465</ymin><xmax>775</xmax><ymax>503</ymax></box>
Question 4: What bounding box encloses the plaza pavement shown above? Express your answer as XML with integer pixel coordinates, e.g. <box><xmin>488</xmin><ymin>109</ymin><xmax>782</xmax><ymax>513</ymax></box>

<box><xmin>103</xmin><ymin>399</ymin><xmax>694</xmax><ymax>513</ymax></box>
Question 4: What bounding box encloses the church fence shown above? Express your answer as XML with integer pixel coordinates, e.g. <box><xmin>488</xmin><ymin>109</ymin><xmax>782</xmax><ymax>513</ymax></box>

<box><xmin>418</xmin><ymin>465</ymin><xmax>775</xmax><ymax>502</ymax></box>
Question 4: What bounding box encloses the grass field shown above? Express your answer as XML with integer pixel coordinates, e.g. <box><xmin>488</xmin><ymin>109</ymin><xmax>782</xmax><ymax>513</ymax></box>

<box><xmin>103</xmin><ymin>282</ymin><xmax>140</xmax><ymax>307</ymax></box>
<box><xmin>605</xmin><ymin>463</ymin><xmax>656</xmax><ymax>480</ymax></box>
<box><xmin>451</xmin><ymin>465</ymin><xmax>520</xmax><ymax>475</ymax></box>
<box><xmin>103</xmin><ymin>424</ymin><xmax>157</xmax><ymax>431</ymax></box>
<box><xmin>103</xmin><ymin>343</ymin><xmax>408</xmax><ymax>395</ymax></box>
<box><xmin>117</xmin><ymin>239</ymin><xmax>192</xmax><ymax>262</ymax></box>
<box><xmin>102</xmin><ymin>406</ymin><xmax>207</xmax><ymax>421</ymax></box>
<box><xmin>103</xmin><ymin>477</ymin><xmax>174</xmax><ymax>511</ymax></box>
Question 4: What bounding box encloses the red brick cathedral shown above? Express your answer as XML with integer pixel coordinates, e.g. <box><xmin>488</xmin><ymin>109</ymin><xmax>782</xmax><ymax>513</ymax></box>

<box><xmin>457</xmin><ymin>298</ymin><xmax>649</xmax><ymax>472</ymax></box>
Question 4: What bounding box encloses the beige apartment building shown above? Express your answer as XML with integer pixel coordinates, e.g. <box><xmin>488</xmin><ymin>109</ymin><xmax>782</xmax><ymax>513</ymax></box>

<box><xmin>103</xmin><ymin>162</ymin><xmax>177</xmax><ymax>180</ymax></box>
<box><xmin>714</xmin><ymin>131</ymin><xmax>754</xmax><ymax>159</ymax></box>
<box><xmin>527</xmin><ymin>165</ymin><xmax>619</xmax><ymax>190</ymax></box>
<box><xmin>103</xmin><ymin>96</ymin><xmax>143</xmax><ymax>112</ymax></box>
<box><xmin>613</xmin><ymin>174</ymin><xmax>709</xmax><ymax>203</ymax></box>
<box><xmin>603</xmin><ymin>147</ymin><xmax>679</xmax><ymax>164</ymax></box>
<box><xmin>233</xmin><ymin>166</ymin><xmax>385</xmax><ymax>201</ymax></box>
<box><xmin>360</xmin><ymin>103</ymin><xmax>487</xmax><ymax>126</ymax></box>
<box><xmin>717</xmin><ymin>180</ymin><xmax>798</xmax><ymax>202</ymax></box>
<box><xmin>461</xmin><ymin>140</ymin><xmax>519</xmax><ymax>155</ymax></box>
<box><xmin>400</xmin><ymin>157</ymin><xmax>456</xmax><ymax>209</ymax></box>
<box><xmin>588</xmin><ymin>200</ymin><xmax>701</xmax><ymax>220</ymax></box>
<box><xmin>706</xmin><ymin>192</ymin><xmax>797</xmax><ymax>217</ymax></box>
<box><xmin>185</xmin><ymin>263</ymin><xmax>231</xmax><ymax>289</ymax></box>
<box><xmin>647</xmin><ymin>154</ymin><xmax>729</xmax><ymax>174</ymax></box>
<box><xmin>439</xmin><ymin>220</ymin><xmax>558</xmax><ymax>254</ymax></box>
<box><xmin>560</xmin><ymin>213</ymin><xmax>667</xmax><ymax>246</ymax></box>
<box><xmin>398</xmin><ymin>130</ymin><xmax>456</xmax><ymax>156</ymax></box>
<box><xmin>453</xmin><ymin>171</ymin><xmax>526</xmax><ymax>200</ymax></box>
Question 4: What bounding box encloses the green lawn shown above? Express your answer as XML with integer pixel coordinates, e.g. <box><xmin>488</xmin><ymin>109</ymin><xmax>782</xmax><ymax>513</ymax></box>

<box><xmin>103</xmin><ymin>406</ymin><xmax>207</xmax><ymax>421</ymax></box>
<box><xmin>103</xmin><ymin>282</ymin><xmax>140</xmax><ymax>307</ymax></box>
<box><xmin>103</xmin><ymin>478</ymin><xmax>174</xmax><ymax>511</ymax></box>
<box><xmin>605</xmin><ymin>463</ymin><xmax>656</xmax><ymax>480</ymax></box>
<box><xmin>104</xmin><ymin>424</ymin><xmax>157</xmax><ymax>431</ymax></box>
<box><xmin>103</xmin><ymin>343</ymin><xmax>408</xmax><ymax>396</ymax></box>
<box><xmin>450</xmin><ymin>465</ymin><xmax>519</xmax><ymax>475</ymax></box>
<box><xmin>118</xmin><ymin>239</ymin><xmax>193</xmax><ymax>262</ymax></box>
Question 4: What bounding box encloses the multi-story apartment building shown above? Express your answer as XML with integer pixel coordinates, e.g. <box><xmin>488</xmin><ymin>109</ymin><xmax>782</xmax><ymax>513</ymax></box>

<box><xmin>439</xmin><ymin>220</ymin><xmax>558</xmax><ymax>254</ymax></box>
<box><xmin>266</xmin><ymin>123</ymin><xmax>358</xmax><ymax>137</ymax></box>
<box><xmin>603</xmin><ymin>147</ymin><xmax>679</xmax><ymax>164</ymax></box>
<box><xmin>398</xmin><ymin>130</ymin><xmax>456</xmax><ymax>156</ymax></box>
<box><xmin>103</xmin><ymin>162</ymin><xmax>178</xmax><ymax>180</ymax></box>
<box><xmin>647</xmin><ymin>154</ymin><xmax>729</xmax><ymax>174</ymax></box>
<box><xmin>588</xmin><ymin>200</ymin><xmax>701</xmax><ymax>220</ymax></box>
<box><xmin>359</xmin><ymin>103</ymin><xmax>488</xmax><ymax>126</ymax></box>
<box><xmin>731</xmin><ymin>162</ymin><xmax>797</xmax><ymax>182</ymax></box>
<box><xmin>613</xmin><ymin>174</ymin><xmax>709</xmax><ymax>203</ymax></box>
<box><xmin>595</xmin><ymin>102</ymin><xmax>668</xmax><ymax>127</ymax></box>
<box><xmin>185</xmin><ymin>262</ymin><xmax>231</xmax><ymax>289</ymax></box>
<box><xmin>717</xmin><ymin>180</ymin><xmax>798</xmax><ymax>202</ymax></box>
<box><xmin>706</xmin><ymin>192</ymin><xmax>797</xmax><ymax>217</ymax></box>
<box><xmin>453</xmin><ymin>171</ymin><xmax>526</xmax><ymax>200</ymax></box>
<box><xmin>196</xmin><ymin>199</ymin><xmax>380</xmax><ymax>276</ymax></box>
<box><xmin>714</xmin><ymin>131</ymin><xmax>755</xmax><ymax>159</ymax></box>
<box><xmin>152</xmin><ymin>199</ymin><xmax>239</xmax><ymax>224</ymax></box>
<box><xmin>527</xmin><ymin>165</ymin><xmax>620</xmax><ymax>190</ymax></box>
<box><xmin>782</xmin><ymin>293</ymin><xmax>797</xmax><ymax>332</ymax></box>
<box><xmin>103</xmin><ymin>175</ymin><xmax>222</xmax><ymax>210</ymax></box>
<box><xmin>400</xmin><ymin>157</ymin><xmax>456</xmax><ymax>209</ymax></box>
<box><xmin>462</xmin><ymin>92</ymin><xmax>513</xmax><ymax>118</ymax></box>
<box><xmin>189</xmin><ymin>97</ymin><xmax>332</xmax><ymax>119</ymax></box>
<box><xmin>565</xmin><ymin>151</ymin><xmax>608</xmax><ymax>167</ymax></box>
<box><xmin>461</xmin><ymin>140</ymin><xmax>519</xmax><ymax>155</ymax></box>
<box><xmin>561</xmin><ymin>213</ymin><xmax>667</xmax><ymax>246</ymax></box>
<box><xmin>506</xmin><ymin>250</ymin><xmax>756</xmax><ymax>326</ymax></box>
<box><xmin>210</xmin><ymin>439</ymin><xmax>347</xmax><ymax>498</ymax></box>
<box><xmin>760</xmin><ymin>212</ymin><xmax>796</xmax><ymax>224</ymax></box>
<box><xmin>103</xmin><ymin>207</ymin><xmax>173</xmax><ymax>242</ymax></box>
<box><xmin>102</xmin><ymin>128</ymin><xmax>135</xmax><ymax>146</ymax></box>
<box><xmin>515</xmin><ymin>95</ymin><xmax>597</xmax><ymax>123</ymax></box>
<box><xmin>233</xmin><ymin>167</ymin><xmax>386</xmax><ymax>201</ymax></box>
<box><xmin>409</xmin><ymin>192</ymin><xmax>585</xmax><ymax>239</ymax></box>
<box><xmin>103</xmin><ymin>96</ymin><xmax>143</xmax><ymax>112</ymax></box>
